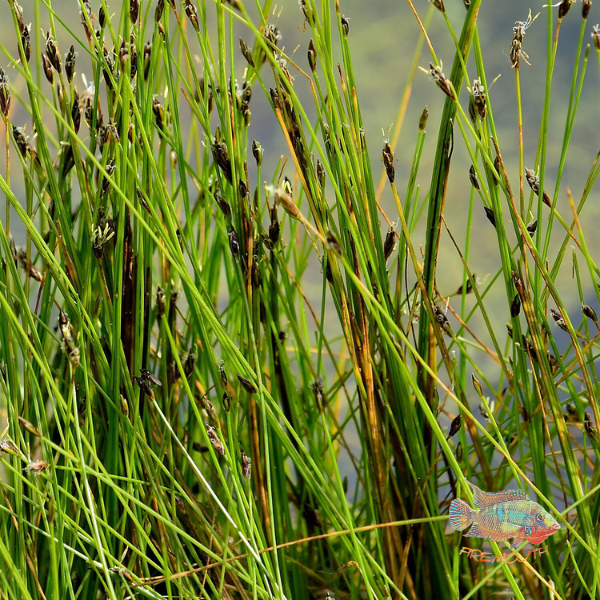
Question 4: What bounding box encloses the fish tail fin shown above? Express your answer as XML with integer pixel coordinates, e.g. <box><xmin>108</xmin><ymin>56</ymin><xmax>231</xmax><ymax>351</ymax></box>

<box><xmin>449</xmin><ymin>499</ymin><xmax>474</xmax><ymax>531</ymax></box>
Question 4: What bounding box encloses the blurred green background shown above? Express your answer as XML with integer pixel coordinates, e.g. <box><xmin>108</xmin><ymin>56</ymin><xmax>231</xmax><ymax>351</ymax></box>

<box><xmin>0</xmin><ymin>0</ymin><xmax>598</xmax><ymax>379</ymax></box>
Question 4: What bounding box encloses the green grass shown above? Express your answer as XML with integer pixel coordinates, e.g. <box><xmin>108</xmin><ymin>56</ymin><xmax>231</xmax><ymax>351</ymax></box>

<box><xmin>0</xmin><ymin>0</ymin><xmax>599</xmax><ymax>598</ymax></box>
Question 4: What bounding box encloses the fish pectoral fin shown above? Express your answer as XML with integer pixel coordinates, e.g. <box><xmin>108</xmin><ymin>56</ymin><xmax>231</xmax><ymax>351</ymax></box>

<box><xmin>510</xmin><ymin>538</ymin><xmax>525</xmax><ymax>549</ymax></box>
<box><xmin>464</xmin><ymin>524</ymin><xmax>486</xmax><ymax>538</ymax></box>
<box><xmin>504</xmin><ymin>522</ymin><xmax>524</xmax><ymax>533</ymax></box>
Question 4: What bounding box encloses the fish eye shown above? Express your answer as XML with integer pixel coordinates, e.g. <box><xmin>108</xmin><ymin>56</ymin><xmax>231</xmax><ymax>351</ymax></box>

<box><xmin>536</xmin><ymin>513</ymin><xmax>544</xmax><ymax>523</ymax></box>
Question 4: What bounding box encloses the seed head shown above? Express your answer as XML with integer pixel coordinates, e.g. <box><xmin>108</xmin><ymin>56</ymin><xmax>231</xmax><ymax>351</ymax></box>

<box><xmin>382</xmin><ymin>142</ymin><xmax>395</xmax><ymax>183</ymax></box>
<box><xmin>310</xmin><ymin>377</ymin><xmax>326</xmax><ymax>412</ymax></box>
<box><xmin>239</xmin><ymin>38</ymin><xmax>255</xmax><ymax>68</ymax></box>
<box><xmin>238</xmin><ymin>374</ymin><xmax>258</xmax><ymax>394</ymax></box>
<box><xmin>484</xmin><ymin>206</ymin><xmax>496</xmax><ymax>228</ymax></box>
<box><xmin>582</xmin><ymin>304</ymin><xmax>598</xmax><ymax>323</ymax></box>
<box><xmin>0</xmin><ymin>439</ymin><xmax>22</xmax><ymax>457</ymax></box>
<box><xmin>583</xmin><ymin>0</ymin><xmax>592</xmax><ymax>19</ymax></box>
<box><xmin>46</xmin><ymin>31</ymin><xmax>62</xmax><ymax>73</ymax></box>
<box><xmin>558</xmin><ymin>0</ymin><xmax>575</xmax><ymax>19</ymax></box>
<box><xmin>526</xmin><ymin>220</ymin><xmax>538</xmax><ymax>235</ymax></box>
<box><xmin>80</xmin><ymin>0</ymin><xmax>94</xmax><ymax>43</ymax></box>
<box><xmin>433</xmin><ymin>303</ymin><xmax>451</xmax><ymax>333</ymax></box>
<box><xmin>41</xmin><ymin>53</ymin><xmax>54</xmax><ymax>84</ymax></box>
<box><xmin>16</xmin><ymin>248</ymin><xmax>43</xmax><ymax>281</ymax></box>
<box><xmin>0</xmin><ymin>69</ymin><xmax>10</xmax><ymax>118</ymax></box>
<box><xmin>550</xmin><ymin>308</ymin><xmax>569</xmax><ymax>332</ymax></box>
<box><xmin>92</xmin><ymin>221</ymin><xmax>115</xmax><ymax>259</ymax></box>
<box><xmin>471</xmin><ymin>78</ymin><xmax>487</xmax><ymax>119</ymax></box>
<box><xmin>264</xmin><ymin>23</ymin><xmax>281</xmax><ymax>46</ymax></box>
<box><xmin>252</xmin><ymin>139</ymin><xmax>263</xmax><ymax>166</ymax></box>
<box><xmin>99</xmin><ymin>5</ymin><xmax>108</xmax><ymax>28</ymax></box>
<box><xmin>228</xmin><ymin>227</ymin><xmax>240</xmax><ymax>256</ymax></box>
<box><xmin>155</xmin><ymin>0</ymin><xmax>165</xmax><ymax>22</ymax></box>
<box><xmin>308</xmin><ymin>38</ymin><xmax>317</xmax><ymax>72</ymax></box>
<box><xmin>184</xmin><ymin>0</ymin><xmax>200</xmax><ymax>32</ymax></box>
<box><xmin>419</xmin><ymin>106</ymin><xmax>429</xmax><ymax>130</ymax></box>
<box><xmin>13</xmin><ymin>2</ymin><xmax>25</xmax><ymax>33</ymax></box>
<box><xmin>510</xmin><ymin>293</ymin><xmax>521</xmax><ymax>318</ymax></box>
<box><xmin>152</xmin><ymin>95</ymin><xmax>166</xmax><ymax>130</ymax></box>
<box><xmin>130</xmin><ymin>0</ymin><xmax>140</xmax><ymax>23</ymax></box>
<box><xmin>58</xmin><ymin>309</ymin><xmax>80</xmax><ymax>368</ymax></box>
<box><xmin>468</xmin><ymin>165</ymin><xmax>480</xmax><ymax>190</ymax></box>
<box><xmin>511</xmin><ymin>11</ymin><xmax>537</xmax><ymax>68</ymax></box>
<box><xmin>156</xmin><ymin>286</ymin><xmax>166</xmax><ymax>318</ymax></box>
<box><xmin>447</xmin><ymin>414</ymin><xmax>461</xmax><ymax>438</ymax></box>
<box><xmin>431</xmin><ymin>0</ymin><xmax>445</xmax><ymax>13</ymax></box>
<box><xmin>206</xmin><ymin>424</ymin><xmax>225</xmax><ymax>455</ymax></box>
<box><xmin>268</xmin><ymin>184</ymin><xmax>301</xmax><ymax>220</ymax></box>
<box><xmin>71</xmin><ymin>89</ymin><xmax>81</xmax><ymax>133</ymax></box>
<box><xmin>25</xmin><ymin>460</ymin><xmax>50</xmax><ymax>474</ymax></box>
<box><xmin>13</xmin><ymin>125</ymin><xmax>28</xmax><ymax>157</ymax></box>
<box><xmin>317</xmin><ymin>159</ymin><xmax>326</xmax><ymax>188</ymax></box>
<box><xmin>525</xmin><ymin>167</ymin><xmax>552</xmax><ymax>207</ymax></box>
<box><xmin>143</xmin><ymin>41</ymin><xmax>152</xmax><ymax>80</ymax></box>
<box><xmin>592</xmin><ymin>25</ymin><xmax>600</xmax><ymax>50</ymax></box>
<box><xmin>21</xmin><ymin>23</ymin><xmax>31</xmax><ymax>63</ymax></box>
<box><xmin>269</xmin><ymin>208</ymin><xmax>280</xmax><ymax>245</ymax></box>
<box><xmin>18</xmin><ymin>417</ymin><xmax>42</xmax><ymax>438</ymax></box>
<box><xmin>341</xmin><ymin>15</ymin><xmax>350</xmax><ymax>36</ymax></box>
<box><xmin>471</xmin><ymin>374</ymin><xmax>483</xmax><ymax>397</ymax></box>
<box><xmin>384</xmin><ymin>228</ymin><xmax>396</xmax><ymax>261</ymax></box>
<box><xmin>211</xmin><ymin>136</ymin><xmax>233</xmax><ymax>183</ymax></box>
<box><xmin>584</xmin><ymin>411</ymin><xmax>598</xmax><ymax>441</ymax></box>
<box><xmin>241</xmin><ymin>447</ymin><xmax>252</xmax><ymax>479</ymax></box>
<box><xmin>429</xmin><ymin>62</ymin><xmax>456</xmax><ymax>100</ymax></box>
<box><xmin>65</xmin><ymin>45</ymin><xmax>77</xmax><ymax>83</ymax></box>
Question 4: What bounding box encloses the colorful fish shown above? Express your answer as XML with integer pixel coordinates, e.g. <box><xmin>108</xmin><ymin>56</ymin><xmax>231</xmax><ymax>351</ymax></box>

<box><xmin>449</xmin><ymin>481</ymin><xmax>561</xmax><ymax>548</ymax></box>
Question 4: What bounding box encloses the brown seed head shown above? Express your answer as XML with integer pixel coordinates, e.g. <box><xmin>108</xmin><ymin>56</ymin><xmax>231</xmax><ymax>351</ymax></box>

<box><xmin>21</xmin><ymin>23</ymin><xmax>31</xmax><ymax>63</ymax></box>
<box><xmin>239</xmin><ymin>38</ymin><xmax>255</xmax><ymax>68</ymax></box>
<box><xmin>510</xmin><ymin>293</ymin><xmax>521</xmax><ymax>318</ymax></box>
<box><xmin>252</xmin><ymin>139</ymin><xmax>263</xmax><ymax>166</ymax></box>
<box><xmin>468</xmin><ymin>165</ymin><xmax>480</xmax><ymax>190</ymax></box>
<box><xmin>484</xmin><ymin>206</ymin><xmax>496</xmax><ymax>228</ymax></box>
<box><xmin>65</xmin><ymin>45</ymin><xmax>77</xmax><ymax>83</ymax></box>
<box><xmin>308</xmin><ymin>38</ymin><xmax>317</xmax><ymax>73</ymax></box>
<box><xmin>341</xmin><ymin>15</ymin><xmax>350</xmax><ymax>36</ymax></box>
<box><xmin>472</xmin><ymin>78</ymin><xmax>487</xmax><ymax>119</ymax></box>
<box><xmin>592</xmin><ymin>25</ymin><xmax>600</xmax><ymax>50</ymax></box>
<box><xmin>41</xmin><ymin>53</ymin><xmax>54</xmax><ymax>84</ymax></box>
<box><xmin>184</xmin><ymin>0</ymin><xmax>200</xmax><ymax>32</ymax></box>
<box><xmin>429</xmin><ymin>63</ymin><xmax>455</xmax><ymax>100</ymax></box>
<box><xmin>45</xmin><ymin>31</ymin><xmax>62</xmax><ymax>73</ymax></box>
<box><xmin>431</xmin><ymin>0</ymin><xmax>445</xmax><ymax>13</ymax></box>
<box><xmin>384</xmin><ymin>228</ymin><xmax>396</xmax><ymax>260</ymax></box>
<box><xmin>99</xmin><ymin>5</ymin><xmax>107</xmax><ymax>28</ymax></box>
<box><xmin>241</xmin><ymin>448</ymin><xmax>252</xmax><ymax>479</ymax></box>
<box><xmin>0</xmin><ymin>69</ymin><xmax>10</xmax><ymax>118</ymax></box>
<box><xmin>583</xmin><ymin>0</ymin><xmax>592</xmax><ymax>19</ymax></box>
<box><xmin>130</xmin><ymin>0</ymin><xmax>140</xmax><ymax>23</ymax></box>
<box><xmin>558</xmin><ymin>0</ymin><xmax>575</xmax><ymax>19</ymax></box>
<box><xmin>550</xmin><ymin>308</ymin><xmax>569</xmax><ymax>332</ymax></box>
<box><xmin>382</xmin><ymin>142</ymin><xmax>395</xmax><ymax>183</ymax></box>
<box><xmin>582</xmin><ymin>304</ymin><xmax>598</xmax><ymax>323</ymax></box>
<box><xmin>155</xmin><ymin>0</ymin><xmax>165</xmax><ymax>22</ymax></box>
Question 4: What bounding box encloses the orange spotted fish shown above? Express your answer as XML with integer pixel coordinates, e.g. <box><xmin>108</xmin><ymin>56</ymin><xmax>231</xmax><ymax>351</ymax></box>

<box><xmin>449</xmin><ymin>481</ymin><xmax>561</xmax><ymax>548</ymax></box>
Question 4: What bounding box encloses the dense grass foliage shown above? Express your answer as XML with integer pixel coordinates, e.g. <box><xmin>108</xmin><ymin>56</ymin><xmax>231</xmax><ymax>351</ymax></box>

<box><xmin>0</xmin><ymin>0</ymin><xmax>599</xmax><ymax>598</ymax></box>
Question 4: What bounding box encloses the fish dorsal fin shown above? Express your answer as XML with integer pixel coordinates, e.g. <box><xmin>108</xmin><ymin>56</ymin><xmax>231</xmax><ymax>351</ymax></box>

<box><xmin>467</xmin><ymin>481</ymin><xmax>529</xmax><ymax>508</ymax></box>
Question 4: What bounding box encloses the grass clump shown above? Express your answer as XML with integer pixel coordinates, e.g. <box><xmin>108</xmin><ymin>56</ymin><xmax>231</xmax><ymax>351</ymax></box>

<box><xmin>0</xmin><ymin>0</ymin><xmax>599</xmax><ymax>599</ymax></box>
